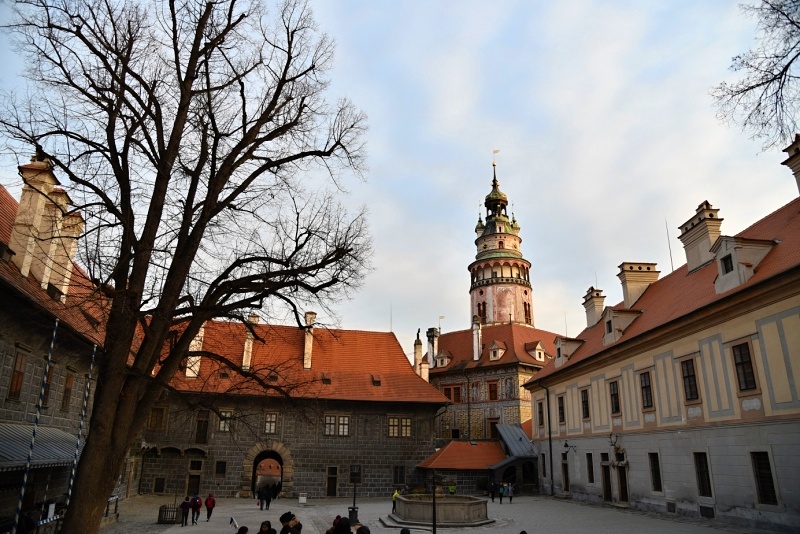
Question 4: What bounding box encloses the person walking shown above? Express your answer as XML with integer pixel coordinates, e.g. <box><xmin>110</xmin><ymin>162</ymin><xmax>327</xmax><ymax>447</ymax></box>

<box><xmin>489</xmin><ymin>482</ymin><xmax>496</xmax><ymax>502</ymax></box>
<box><xmin>498</xmin><ymin>483</ymin><xmax>505</xmax><ymax>504</ymax></box>
<box><xmin>263</xmin><ymin>486</ymin><xmax>272</xmax><ymax>510</ymax></box>
<box><xmin>392</xmin><ymin>488</ymin><xmax>400</xmax><ymax>513</ymax></box>
<box><xmin>257</xmin><ymin>487</ymin><xmax>268</xmax><ymax>511</ymax></box>
<box><xmin>179</xmin><ymin>496</ymin><xmax>191</xmax><ymax>527</ymax></box>
<box><xmin>204</xmin><ymin>493</ymin><xmax>216</xmax><ymax>521</ymax></box>
<box><xmin>507</xmin><ymin>484</ymin><xmax>514</xmax><ymax>503</ymax></box>
<box><xmin>190</xmin><ymin>494</ymin><xmax>202</xmax><ymax>524</ymax></box>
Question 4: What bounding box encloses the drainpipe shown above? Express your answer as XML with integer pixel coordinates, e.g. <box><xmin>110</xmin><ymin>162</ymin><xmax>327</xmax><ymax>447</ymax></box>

<box><xmin>542</xmin><ymin>383</ymin><xmax>554</xmax><ymax>496</ymax></box>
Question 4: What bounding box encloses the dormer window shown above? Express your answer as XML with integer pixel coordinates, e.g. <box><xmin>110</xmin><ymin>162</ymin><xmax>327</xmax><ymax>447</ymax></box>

<box><xmin>605</xmin><ymin>320</ymin><xmax>613</xmax><ymax>334</ymax></box>
<box><xmin>488</xmin><ymin>342</ymin><xmax>505</xmax><ymax>361</ymax></box>
<box><xmin>557</xmin><ymin>347</ymin><xmax>562</xmax><ymax>358</ymax></box>
<box><xmin>721</xmin><ymin>254</ymin><xmax>734</xmax><ymax>274</ymax></box>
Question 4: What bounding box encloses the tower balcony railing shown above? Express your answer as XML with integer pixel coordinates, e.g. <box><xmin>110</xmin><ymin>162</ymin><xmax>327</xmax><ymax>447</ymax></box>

<box><xmin>470</xmin><ymin>277</ymin><xmax>531</xmax><ymax>290</ymax></box>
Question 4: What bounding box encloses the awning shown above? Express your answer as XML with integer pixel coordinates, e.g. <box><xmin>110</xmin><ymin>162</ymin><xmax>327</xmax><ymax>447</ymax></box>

<box><xmin>0</xmin><ymin>423</ymin><xmax>81</xmax><ymax>473</ymax></box>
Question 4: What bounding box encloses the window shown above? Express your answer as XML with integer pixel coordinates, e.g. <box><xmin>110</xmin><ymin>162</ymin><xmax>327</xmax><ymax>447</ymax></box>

<box><xmin>388</xmin><ymin>417</ymin><xmax>399</xmax><ymax>437</ymax></box>
<box><xmin>586</xmin><ymin>453</ymin><xmax>594</xmax><ymax>484</ymax></box>
<box><xmin>8</xmin><ymin>352</ymin><xmax>26</xmax><ymax>401</ymax></box>
<box><xmin>721</xmin><ymin>254</ymin><xmax>734</xmax><ymax>274</ymax></box>
<box><xmin>189</xmin><ymin>460</ymin><xmax>203</xmax><ymax>471</ymax></box>
<box><xmin>732</xmin><ymin>343</ymin><xmax>757</xmax><ymax>391</ymax></box>
<box><xmin>537</xmin><ymin>402</ymin><xmax>544</xmax><ymax>427</ymax></box>
<box><xmin>401</xmin><ymin>417</ymin><xmax>412</xmax><ymax>437</ymax></box>
<box><xmin>218</xmin><ymin>410</ymin><xmax>232</xmax><ymax>432</ymax></box>
<box><xmin>581</xmin><ymin>389</ymin><xmax>590</xmax><ymax>420</ymax></box>
<box><xmin>148</xmin><ymin>406</ymin><xmax>167</xmax><ymax>431</ymax></box>
<box><xmin>649</xmin><ymin>453</ymin><xmax>662</xmax><ymax>492</ymax></box>
<box><xmin>393</xmin><ymin>466</ymin><xmax>406</xmax><ymax>485</ymax></box>
<box><xmin>541</xmin><ymin>453</ymin><xmax>547</xmax><ymax>477</ymax></box>
<box><xmin>751</xmin><ymin>452</ymin><xmax>778</xmax><ymax>505</ymax></box>
<box><xmin>605</xmin><ymin>320</ymin><xmax>612</xmax><ymax>334</ymax></box>
<box><xmin>609</xmin><ymin>381</ymin><xmax>620</xmax><ymax>414</ymax></box>
<box><xmin>682</xmin><ymin>360</ymin><xmax>699</xmax><ymax>401</ymax></box>
<box><xmin>195</xmin><ymin>410</ymin><xmax>209</xmax><ymax>444</ymax></box>
<box><xmin>557</xmin><ymin>396</ymin><xmax>565</xmax><ymax>423</ymax></box>
<box><xmin>694</xmin><ymin>452</ymin><xmax>712</xmax><ymax>498</ymax></box>
<box><xmin>215</xmin><ymin>461</ymin><xmax>227</xmax><ymax>478</ymax></box>
<box><xmin>488</xmin><ymin>381</ymin><xmax>498</xmax><ymax>401</ymax></box>
<box><xmin>41</xmin><ymin>364</ymin><xmax>54</xmax><ymax>407</ymax></box>
<box><xmin>443</xmin><ymin>385</ymin><xmax>462</xmax><ymax>403</ymax></box>
<box><xmin>60</xmin><ymin>373</ymin><xmax>74</xmax><ymax>411</ymax></box>
<box><xmin>264</xmin><ymin>413</ymin><xmax>277</xmax><ymax>434</ymax></box>
<box><xmin>325</xmin><ymin>415</ymin><xmax>350</xmax><ymax>436</ymax></box>
<box><xmin>640</xmin><ymin>372</ymin><xmax>653</xmax><ymax>409</ymax></box>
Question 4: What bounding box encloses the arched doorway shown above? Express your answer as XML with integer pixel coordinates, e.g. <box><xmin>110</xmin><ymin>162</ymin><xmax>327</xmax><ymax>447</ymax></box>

<box><xmin>241</xmin><ymin>441</ymin><xmax>294</xmax><ymax>499</ymax></box>
<box><xmin>253</xmin><ymin>450</ymin><xmax>283</xmax><ymax>498</ymax></box>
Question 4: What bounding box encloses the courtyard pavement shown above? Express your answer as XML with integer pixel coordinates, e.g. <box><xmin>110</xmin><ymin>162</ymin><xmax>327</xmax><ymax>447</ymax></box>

<box><xmin>100</xmin><ymin>494</ymin><xmax>776</xmax><ymax>534</ymax></box>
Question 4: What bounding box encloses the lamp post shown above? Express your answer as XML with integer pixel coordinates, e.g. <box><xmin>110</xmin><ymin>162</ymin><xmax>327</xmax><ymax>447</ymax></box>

<box><xmin>431</xmin><ymin>468</ymin><xmax>437</xmax><ymax>534</ymax></box>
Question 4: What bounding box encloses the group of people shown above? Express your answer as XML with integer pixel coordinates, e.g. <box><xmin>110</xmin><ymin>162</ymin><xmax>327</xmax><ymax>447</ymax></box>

<box><xmin>488</xmin><ymin>482</ymin><xmax>514</xmax><ymax>503</ymax></box>
<box><xmin>325</xmin><ymin>514</ymin><xmax>388</xmax><ymax>534</ymax></box>
<box><xmin>256</xmin><ymin>485</ymin><xmax>274</xmax><ymax>510</ymax></box>
<box><xmin>235</xmin><ymin>511</ymin><xmax>301</xmax><ymax>534</ymax></box>
<box><xmin>179</xmin><ymin>493</ymin><xmax>216</xmax><ymax>526</ymax></box>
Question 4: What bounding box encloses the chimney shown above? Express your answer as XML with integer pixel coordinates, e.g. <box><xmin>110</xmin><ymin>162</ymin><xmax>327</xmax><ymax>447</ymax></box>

<box><xmin>413</xmin><ymin>329</ymin><xmax>423</xmax><ymax>377</ymax></box>
<box><xmin>678</xmin><ymin>201</ymin><xmax>723</xmax><ymax>271</ymax></box>
<box><xmin>582</xmin><ymin>287</ymin><xmax>605</xmax><ymax>327</ymax></box>
<box><xmin>426</xmin><ymin>327</ymin><xmax>439</xmax><ymax>368</ymax></box>
<box><xmin>242</xmin><ymin>314</ymin><xmax>260</xmax><ymax>371</ymax></box>
<box><xmin>781</xmin><ymin>133</ymin><xmax>800</xmax><ymax>195</ymax></box>
<box><xmin>9</xmin><ymin>157</ymin><xmax>59</xmax><ymax>279</ymax></box>
<box><xmin>303</xmin><ymin>311</ymin><xmax>316</xmax><ymax>370</ymax></box>
<box><xmin>472</xmin><ymin>315</ymin><xmax>482</xmax><ymax>361</ymax></box>
<box><xmin>186</xmin><ymin>323</ymin><xmax>205</xmax><ymax>378</ymax></box>
<box><xmin>420</xmin><ymin>356</ymin><xmax>429</xmax><ymax>382</ymax></box>
<box><xmin>617</xmin><ymin>263</ymin><xmax>659</xmax><ymax>308</ymax></box>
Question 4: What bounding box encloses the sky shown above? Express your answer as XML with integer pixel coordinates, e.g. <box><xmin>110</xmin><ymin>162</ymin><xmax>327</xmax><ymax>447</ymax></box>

<box><xmin>1</xmin><ymin>1</ymin><xmax>797</xmax><ymax>359</ymax></box>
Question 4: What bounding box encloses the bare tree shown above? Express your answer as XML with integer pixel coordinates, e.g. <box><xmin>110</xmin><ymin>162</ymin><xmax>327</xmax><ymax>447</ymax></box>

<box><xmin>712</xmin><ymin>0</ymin><xmax>800</xmax><ymax>150</ymax></box>
<box><xmin>0</xmin><ymin>0</ymin><xmax>370</xmax><ymax>532</ymax></box>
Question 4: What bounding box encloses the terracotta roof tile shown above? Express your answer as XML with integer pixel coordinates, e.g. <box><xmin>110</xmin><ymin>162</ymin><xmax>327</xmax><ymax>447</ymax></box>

<box><xmin>418</xmin><ymin>440</ymin><xmax>506</xmax><ymax>470</ymax></box>
<box><xmin>172</xmin><ymin>321</ymin><xmax>449</xmax><ymax>404</ymax></box>
<box><xmin>532</xmin><ymin>196</ymin><xmax>800</xmax><ymax>382</ymax></box>
<box><xmin>430</xmin><ymin>323</ymin><xmax>557</xmax><ymax>374</ymax></box>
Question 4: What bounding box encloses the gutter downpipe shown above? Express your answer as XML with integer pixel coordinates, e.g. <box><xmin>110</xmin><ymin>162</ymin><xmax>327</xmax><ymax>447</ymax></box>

<box><xmin>542</xmin><ymin>383</ymin><xmax>554</xmax><ymax>496</ymax></box>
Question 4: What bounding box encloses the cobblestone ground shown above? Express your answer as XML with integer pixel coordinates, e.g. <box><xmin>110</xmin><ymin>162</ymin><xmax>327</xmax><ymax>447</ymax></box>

<box><xmin>101</xmin><ymin>495</ymin><xmax>776</xmax><ymax>534</ymax></box>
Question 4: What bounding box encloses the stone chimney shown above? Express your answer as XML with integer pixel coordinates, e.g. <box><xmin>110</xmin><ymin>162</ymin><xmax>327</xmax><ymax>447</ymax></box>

<box><xmin>582</xmin><ymin>287</ymin><xmax>605</xmax><ymax>327</ymax></box>
<box><xmin>472</xmin><ymin>315</ymin><xmax>482</xmax><ymax>361</ymax></box>
<box><xmin>420</xmin><ymin>356</ymin><xmax>429</xmax><ymax>382</ymax></box>
<box><xmin>413</xmin><ymin>329</ymin><xmax>423</xmax><ymax>377</ymax></box>
<box><xmin>426</xmin><ymin>327</ymin><xmax>439</xmax><ymax>368</ymax></box>
<box><xmin>678</xmin><ymin>201</ymin><xmax>723</xmax><ymax>272</ymax></box>
<box><xmin>781</xmin><ymin>133</ymin><xmax>800</xmax><ymax>195</ymax></box>
<box><xmin>303</xmin><ymin>311</ymin><xmax>316</xmax><ymax>370</ymax></box>
<box><xmin>617</xmin><ymin>263</ymin><xmax>659</xmax><ymax>308</ymax></box>
<box><xmin>242</xmin><ymin>314</ymin><xmax>260</xmax><ymax>371</ymax></box>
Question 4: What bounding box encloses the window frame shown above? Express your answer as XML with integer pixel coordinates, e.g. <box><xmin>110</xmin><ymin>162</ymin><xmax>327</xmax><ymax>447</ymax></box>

<box><xmin>537</xmin><ymin>401</ymin><xmax>545</xmax><ymax>427</ymax></box>
<box><xmin>586</xmin><ymin>453</ymin><xmax>595</xmax><ymax>484</ymax></box>
<box><xmin>488</xmin><ymin>381</ymin><xmax>499</xmax><ymax>401</ymax></box>
<box><xmin>727</xmin><ymin>338</ymin><xmax>761</xmax><ymax>396</ymax></box>
<box><xmin>443</xmin><ymin>385</ymin><xmax>462</xmax><ymax>403</ymax></box>
<box><xmin>60</xmin><ymin>373</ymin><xmax>74</xmax><ymax>412</ymax></box>
<box><xmin>324</xmin><ymin>414</ymin><xmax>351</xmax><ymax>437</ymax></box>
<box><xmin>8</xmin><ymin>351</ymin><xmax>27</xmax><ymax>401</ymax></box>
<box><xmin>215</xmin><ymin>461</ymin><xmax>227</xmax><ymax>479</ymax></box>
<box><xmin>720</xmin><ymin>254</ymin><xmax>734</xmax><ymax>274</ymax></box>
<box><xmin>264</xmin><ymin>412</ymin><xmax>278</xmax><ymax>434</ymax></box>
<box><xmin>580</xmin><ymin>388</ymin><xmax>591</xmax><ymax>420</ymax></box>
<box><xmin>608</xmin><ymin>380</ymin><xmax>621</xmax><ymax>415</ymax></box>
<box><xmin>400</xmin><ymin>417</ymin><xmax>412</xmax><ymax>437</ymax></box>
<box><xmin>648</xmin><ymin>452</ymin><xmax>663</xmax><ymax>493</ymax></box>
<box><xmin>750</xmin><ymin>451</ymin><xmax>779</xmax><ymax>506</ymax></box>
<box><xmin>694</xmin><ymin>451</ymin><xmax>713</xmax><ymax>498</ymax></box>
<box><xmin>557</xmin><ymin>395</ymin><xmax>565</xmax><ymax>424</ymax></box>
<box><xmin>388</xmin><ymin>416</ymin><xmax>399</xmax><ymax>437</ymax></box>
<box><xmin>218</xmin><ymin>409</ymin><xmax>233</xmax><ymax>432</ymax></box>
<box><xmin>148</xmin><ymin>405</ymin><xmax>168</xmax><ymax>432</ymax></box>
<box><xmin>640</xmin><ymin>371</ymin><xmax>654</xmax><ymax>410</ymax></box>
<box><xmin>680</xmin><ymin>358</ymin><xmax>700</xmax><ymax>403</ymax></box>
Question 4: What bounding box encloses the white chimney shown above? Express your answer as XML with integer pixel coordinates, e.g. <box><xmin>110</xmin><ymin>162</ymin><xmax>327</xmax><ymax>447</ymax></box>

<box><xmin>413</xmin><ymin>329</ymin><xmax>423</xmax><ymax>377</ymax></box>
<box><xmin>617</xmin><ymin>263</ymin><xmax>659</xmax><ymax>308</ymax></box>
<box><xmin>582</xmin><ymin>287</ymin><xmax>605</xmax><ymax>327</ymax></box>
<box><xmin>186</xmin><ymin>323</ymin><xmax>205</xmax><ymax>378</ymax></box>
<box><xmin>472</xmin><ymin>315</ymin><xmax>482</xmax><ymax>361</ymax></box>
<box><xmin>678</xmin><ymin>201</ymin><xmax>723</xmax><ymax>272</ymax></box>
<box><xmin>242</xmin><ymin>314</ymin><xmax>259</xmax><ymax>371</ymax></box>
<box><xmin>303</xmin><ymin>311</ymin><xmax>316</xmax><ymax>370</ymax></box>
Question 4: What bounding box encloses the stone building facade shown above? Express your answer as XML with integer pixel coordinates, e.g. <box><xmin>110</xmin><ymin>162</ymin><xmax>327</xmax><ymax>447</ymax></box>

<box><xmin>524</xmin><ymin>138</ymin><xmax>800</xmax><ymax>531</ymax></box>
<box><xmin>0</xmin><ymin>160</ymin><xmax>104</xmax><ymax>530</ymax></box>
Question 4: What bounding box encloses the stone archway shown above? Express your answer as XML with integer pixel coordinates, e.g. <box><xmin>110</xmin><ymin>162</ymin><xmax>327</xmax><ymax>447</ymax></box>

<box><xmin>241</xmin><ymin>441</ymin><xmax>294</xmax><ymax>498</ymax></box>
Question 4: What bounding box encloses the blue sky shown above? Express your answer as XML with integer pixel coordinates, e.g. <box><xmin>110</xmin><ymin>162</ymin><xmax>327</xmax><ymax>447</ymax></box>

<box><xmin>1</xmin><ymin>1</ymin><xmax>797</xmax><ymax>358</ymax></box>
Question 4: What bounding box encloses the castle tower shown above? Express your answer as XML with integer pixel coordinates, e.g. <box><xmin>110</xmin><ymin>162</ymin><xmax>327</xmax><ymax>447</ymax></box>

<box><xmin>468</xmin><ymin>164</ymin><xmax>533</xmax><ymax>326</ymax></box>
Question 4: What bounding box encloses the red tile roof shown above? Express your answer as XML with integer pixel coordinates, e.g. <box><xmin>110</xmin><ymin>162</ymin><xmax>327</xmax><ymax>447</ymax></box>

<box><xmin>531</xmin><ymin>196</ymin><xmax>800</xmax><ymax>382</ymax></box>
<box><xmin>430</xmin><ymin>323</ymin><xmax>558</xmax><ymax>374</ymax></box>
<box><xmin>520</xmin><ymin>419</ymin><xmax>532</xmax><ymax>439</ymax></box>
<box><xmin>0</xmin><ymin>185</ymin><xmax>106</xmax><ymax>345</ymax></box>
<box><xmin>172</xmin><ymin>320</ymin><xmax>450</xmax><ymax>404</ymax></box>
<box><xmin>418</xmin><ymin>440</ymin><xmax>506</xmax><ymax>470</ymax></box>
